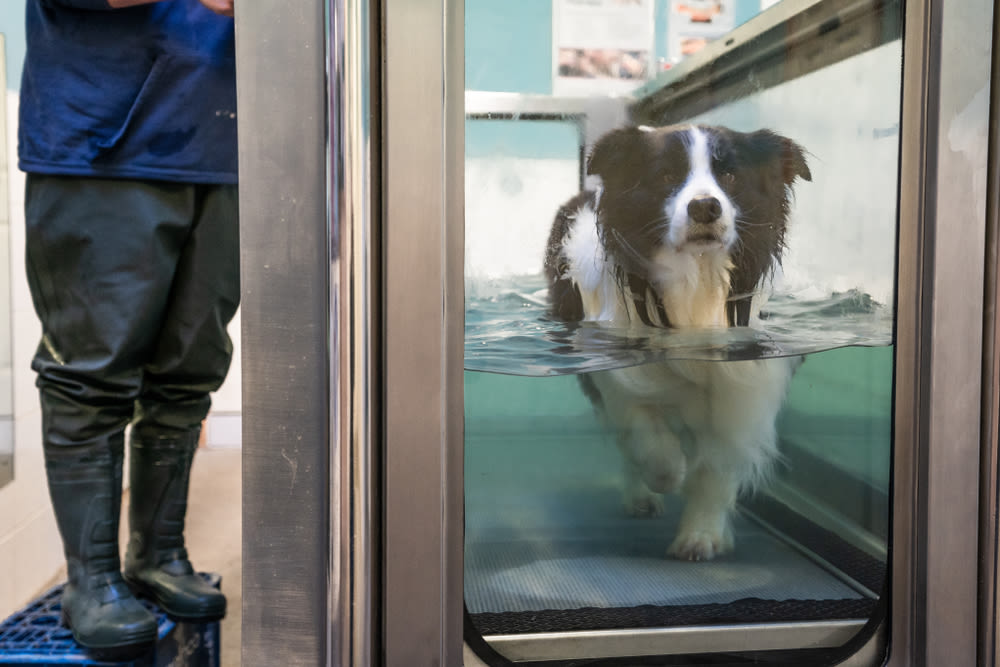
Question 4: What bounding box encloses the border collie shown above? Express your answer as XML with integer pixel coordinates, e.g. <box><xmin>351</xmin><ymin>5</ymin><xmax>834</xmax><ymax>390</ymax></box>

<box><xmin>545</xmin><ymin>124</ymin><xmax>811</xmax><ymax>561</ymax></box>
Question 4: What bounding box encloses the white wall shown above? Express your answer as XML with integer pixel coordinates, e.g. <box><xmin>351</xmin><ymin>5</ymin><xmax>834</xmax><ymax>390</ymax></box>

<box><xmin>465</xmin><ymin>156</ymin><xmax>579</xmax><ymax>284</ymax></box>
<box><xmin>207</xmin><ymin>310</ymin><xmax>242</xmax><ymax>449</ymax></box>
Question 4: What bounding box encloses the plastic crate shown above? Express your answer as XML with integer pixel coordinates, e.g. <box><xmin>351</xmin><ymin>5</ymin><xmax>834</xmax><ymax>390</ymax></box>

<box><xmin>0</xmin><ymin>575</ymin><xmax>222</xmax><ymax>666</ymax></box>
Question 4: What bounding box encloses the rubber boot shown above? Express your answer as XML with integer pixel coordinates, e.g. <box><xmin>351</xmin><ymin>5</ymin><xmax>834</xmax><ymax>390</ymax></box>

<box><xmin>123</xmin><ymin>431</ymin><xmax>226</xmax><ymax>621</ymax></box>
<box><xmin>44</xmin><ymin>435</ymin><xmax>158</xmax><ymax>659</ymax></box>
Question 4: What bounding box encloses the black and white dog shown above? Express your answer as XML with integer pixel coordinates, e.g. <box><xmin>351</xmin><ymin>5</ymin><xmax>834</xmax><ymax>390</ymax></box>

<box><xmin>545</xmin><ymin>124</ymin><xmax>811</xmax><ymax>561</ymax></box>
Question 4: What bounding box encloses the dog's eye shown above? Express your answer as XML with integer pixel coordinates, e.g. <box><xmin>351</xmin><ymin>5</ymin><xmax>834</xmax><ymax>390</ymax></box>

<box><xmin>663</xmin><ymin>170</ymin><xmax>684</xmax><ymax>186</ymax></box>
<box><xmin>721</xmin><ymin>172</ymin><xmax>736</xmax><ymax>185</ymax></box>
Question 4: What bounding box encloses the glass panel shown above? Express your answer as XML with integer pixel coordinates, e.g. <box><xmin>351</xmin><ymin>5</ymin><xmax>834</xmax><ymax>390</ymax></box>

<box><xmin>464</xmin><ymin>0</ymin><xmax>900</xmax><ymax>663</ymax></box>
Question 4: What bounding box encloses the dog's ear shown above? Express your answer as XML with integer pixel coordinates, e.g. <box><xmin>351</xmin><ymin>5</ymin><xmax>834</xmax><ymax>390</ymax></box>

<box><xmin>780</xmin><ymin>136</ymin><xmax>812</xmax><ymax>184</ymax></box>
<box><xmin>587</xmin><ymin>126</ymin><xmax>650</xmax><ymax>179</ymax></box>
<box><xmin>749</xmin><ymin>130</ymin><xmax>812</xmax><ymax>185</ymax></box>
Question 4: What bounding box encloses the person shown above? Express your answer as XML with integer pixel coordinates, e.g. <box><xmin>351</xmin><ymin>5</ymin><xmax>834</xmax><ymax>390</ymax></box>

<box><xmin>18</xmin><ymin>0</ymin><xmax>237</xmax><ymax>657</ymax></box>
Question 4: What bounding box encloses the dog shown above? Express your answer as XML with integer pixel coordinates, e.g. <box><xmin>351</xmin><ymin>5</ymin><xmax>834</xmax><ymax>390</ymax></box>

<box><xmin>544</xmin><ymin>124</ymin><xmax>811</xmax><ymax>561</ymax></box>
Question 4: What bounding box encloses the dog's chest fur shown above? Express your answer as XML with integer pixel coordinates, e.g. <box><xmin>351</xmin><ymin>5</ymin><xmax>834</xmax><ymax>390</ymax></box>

<box><xmin>647</xmin><ymin>246</ymin><xmax>733</xmax><ymax>328</ymax></box>
<box><xmin>558</xmin><ymin>201</ymin><xmax>735</xmax><ymax>328</ymax></box>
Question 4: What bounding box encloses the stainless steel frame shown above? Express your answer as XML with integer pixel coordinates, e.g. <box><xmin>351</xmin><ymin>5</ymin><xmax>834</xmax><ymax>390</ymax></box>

<box><xmin>382</xmin><ymin>0</ymin><xmax>465</xmax><ymax>664</ymax></box>
<box><xmin>330</xmin><ymin>0</ymin><xmax>379</xmax><ymax>664</ymax></box>
<box><xmin>982</xmin><ymin>4</ymin><xmax>1000</xmax><ymax>662</ymax></box>
<box><xmin>891</xmin><ymin>1</ymin><xmax>993</xmax><ymax>665</ymax></box>
<box><xmin>234</xmin><ymin>0</ymin><xmax>998</xmax><ymax>664</ymax></box>
<box><xmin>238</xmin><ymin>0</ymin><xmax>380</xmax><ymax>665</ymax></box>
<box><xmin>484</xmin><ymin>621</ymin><xmax>865</xmax><ymax>662</ymax></box>
<box><xmin>236</xmin><ymin>2</ymin><xmax>332</xmax><ymax>666</ymax></box>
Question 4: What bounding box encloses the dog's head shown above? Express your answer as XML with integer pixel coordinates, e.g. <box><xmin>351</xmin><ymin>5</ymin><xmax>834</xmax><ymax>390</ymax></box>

<box><xmin>587</xmin><ymin>124</ymin><xmax>811</xmax><ymax>293</ymax></box>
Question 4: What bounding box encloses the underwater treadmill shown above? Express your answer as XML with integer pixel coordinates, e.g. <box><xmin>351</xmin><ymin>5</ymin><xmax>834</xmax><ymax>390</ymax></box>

<box><xmin>463</xmin><ymin>0</ymin><xmax>899</xmax><ymax>661</ymax></box>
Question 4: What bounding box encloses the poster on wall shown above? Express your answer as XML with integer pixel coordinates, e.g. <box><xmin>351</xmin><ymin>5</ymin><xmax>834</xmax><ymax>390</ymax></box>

<box><xmin>552</xmin><ymin>0</ymin><xmax>656</xmax><ymax>96</ymax></box>
<box><xmin>666</xmin><ymin>0</ymin><xmax>735</xmax><ymax>65</ymax></box>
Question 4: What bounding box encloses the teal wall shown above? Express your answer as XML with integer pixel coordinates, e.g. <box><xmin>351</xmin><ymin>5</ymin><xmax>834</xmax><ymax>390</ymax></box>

<box><xmin>465</xmin><ymin>0</ymin><xmax>766</xmax><ymax>158</ymax></box>
<box><xmin>466</xmin><ymin>0</ymin><xmax>765</xmax><ymax>94</ymax></box>
<box><xmin>466</xmin><ymin>0</ymin><xmax>554</xmax><ymax>94</ymax></box>
<box><xmin>466</xmin><ymin>119</ymin><xmax>580</xmax><ymax>160</ymax></box>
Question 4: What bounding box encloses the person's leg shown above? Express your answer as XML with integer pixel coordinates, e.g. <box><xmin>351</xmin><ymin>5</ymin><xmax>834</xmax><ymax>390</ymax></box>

<box><xmin>24</xmin><ymin>175</ymin><xmax>202</xmax><ymax>653</ymax></box>
<box><xmin>123</xmin><ymin>183</ymin><xmax>239</xmax><ymax>621</ymax></box>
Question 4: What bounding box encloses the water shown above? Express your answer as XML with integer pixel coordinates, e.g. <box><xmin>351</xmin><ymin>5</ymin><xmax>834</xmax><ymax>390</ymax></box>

<box><xmin>465</xmin><ymin>347</ymin><xmax>893</xmax><ymax>498</ymax></box>
<box><xmin>464</xmin><ymin>273</ymin><xmax>894</xmax><ymax>490</ymax></box>
<box><xmin>464</xmin><ymin>277</ymin><xmax>893</xmax><ymax>622</ymax></box>
<box><xmin>464</xmin><ymin>348</ymin><xmax>892</xmax><ymax>617</ymax></box>
<box><xmin>465</xmin><ymin>274</ymin><xmax>894</xmax><ymax>376</ymax></box>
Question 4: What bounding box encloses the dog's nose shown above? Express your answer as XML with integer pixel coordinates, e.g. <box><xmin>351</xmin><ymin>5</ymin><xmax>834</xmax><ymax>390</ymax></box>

<box><xmin>688</xmin><ymin>196</ymin><xmax>722</xmax><ymax>223</ymax></box>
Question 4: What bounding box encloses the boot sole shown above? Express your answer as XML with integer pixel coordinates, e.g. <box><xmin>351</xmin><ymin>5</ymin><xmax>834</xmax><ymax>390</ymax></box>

<box><xmin>60</xmin><ymin>608</ymin><xmax>156</xmax><ymax>661</ymax></box>
<box><xmin>123</xmin><ymin>574</ymin><xmax>227</xmax><ymax>623</ymax></box>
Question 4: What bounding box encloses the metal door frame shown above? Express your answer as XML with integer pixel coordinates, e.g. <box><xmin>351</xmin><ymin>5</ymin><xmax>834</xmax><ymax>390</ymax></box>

<box><xmin>235</xmin><ymin>0</ymin><xmax>999</xmax><ymax>664</ymax></box>
<box><xmin>236</xmin><ymin>3</ymin><xmax>332</xmax><ymax>666</ymax></box>
<box><xmin>892</xmin><ymin>1</ymin><xmax>994</xmax><ymax>665</ymax></box>
<box><xmin>236</xmin><ymin>0</ymin><xmax>380</xmax><ymax>664</ymax></box>
<box><xmin>981</xmin><ymin>5</ymin><xmax>1000</xmax><ymax>664</ymax></box>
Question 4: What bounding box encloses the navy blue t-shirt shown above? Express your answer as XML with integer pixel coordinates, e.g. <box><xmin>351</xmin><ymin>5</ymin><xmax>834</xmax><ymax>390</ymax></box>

<box><xmin>18</xmin><ymin>0</ymin><xmax>237</xmax><ymax>184</ymax></box>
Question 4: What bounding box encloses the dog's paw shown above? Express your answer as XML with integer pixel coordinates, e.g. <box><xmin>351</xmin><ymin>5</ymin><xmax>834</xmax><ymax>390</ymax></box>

<box><xmin>667</xmin><ymin>528</ymin><xmax>733</xmax><ymax>561</ymax></box>
<box><xmin>623</xmin><ymin>487</ymin><xmax>665</xmax><ymax>518</ymax></box>
<box><xmin>642</xmin><ymin>463</ymin><xmax>686</xmax><ymax>495</ymax></box>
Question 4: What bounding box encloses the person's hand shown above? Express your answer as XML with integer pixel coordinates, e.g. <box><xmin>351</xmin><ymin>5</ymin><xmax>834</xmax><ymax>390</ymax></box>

<box><xmin>199</xmin><ymin>0</ymin><xmax>234</xmax><ymax>17</ymax></box>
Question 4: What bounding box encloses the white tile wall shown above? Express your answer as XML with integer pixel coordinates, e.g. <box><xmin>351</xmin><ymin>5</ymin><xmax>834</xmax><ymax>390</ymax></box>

<box><xmin>210</xmin><ymin>310</ymin><xmax>242</xmax><ymax>447</ymax></box>
<box><xmin>206</xmin><ymin>413</ymin><xmax>242</xmax><ymax>450</ymax></box>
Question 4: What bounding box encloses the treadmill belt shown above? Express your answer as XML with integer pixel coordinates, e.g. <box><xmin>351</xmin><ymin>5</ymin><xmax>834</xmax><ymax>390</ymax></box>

<box><xmin>465</xmin><ymin>433</ymin><xmax>882</xmax><ymax>634</ymax></box>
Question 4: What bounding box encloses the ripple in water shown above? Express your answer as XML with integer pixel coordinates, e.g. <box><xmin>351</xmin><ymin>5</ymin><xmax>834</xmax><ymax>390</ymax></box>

<box><xmin>465</xmin><ymin>275</ymin><xmax>893</xmax><ymax>377</ymax></box>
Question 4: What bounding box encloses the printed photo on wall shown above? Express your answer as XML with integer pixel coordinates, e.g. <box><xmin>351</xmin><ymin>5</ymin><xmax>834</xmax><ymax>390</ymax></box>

<box><xmin>552</xmin><ymin>0</ymin><xmax>655</xmax><ymax>96</ymax></box>
<box><xmin>667</xmin><ymin>0</ymin><xmax>735</xmax><ymax>65</ymax></box>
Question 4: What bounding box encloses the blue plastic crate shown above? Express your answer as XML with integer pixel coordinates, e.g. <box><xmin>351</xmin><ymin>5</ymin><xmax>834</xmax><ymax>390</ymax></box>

<box><xmin>0</xmin><ymin>575</ymin><xmax>221</xmax><ymax>666</ymax></box>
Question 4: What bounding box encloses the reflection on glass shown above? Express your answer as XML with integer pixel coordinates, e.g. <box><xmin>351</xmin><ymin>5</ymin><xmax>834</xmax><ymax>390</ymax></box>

<box><xmin>0</xmin><ymin>35</ymin><xmax>12</xmax><ymax>489</ymax></box>
<box><xmin>465</xmin><ymin>0</ymin><xmax>900</xmax><ymax>662</ymax></box>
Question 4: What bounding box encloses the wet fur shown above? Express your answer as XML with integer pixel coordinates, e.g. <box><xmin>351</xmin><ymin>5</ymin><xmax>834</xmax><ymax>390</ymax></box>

<box><xmin>545</xmin><ymin>124</ymin><xmax>811</xmax><ymax>560</ymax></box>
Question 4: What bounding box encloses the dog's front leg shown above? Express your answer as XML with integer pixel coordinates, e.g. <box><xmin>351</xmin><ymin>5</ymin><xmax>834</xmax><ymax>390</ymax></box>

<box><xmin>618</xmin><ymin>410</ymin><xmax>686</xmax><ymax>518</ymax></box>
<box><xmin>667</xmin><ymin>463</ymin><xmax>738</xmax><ymax>561</ymax></box>
<box><xmin>622</xmin><ymin>457</ymin><xmax>666</xmax><ymax>517</ymax></box>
